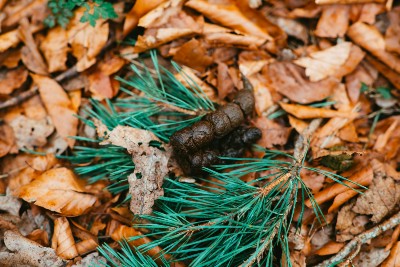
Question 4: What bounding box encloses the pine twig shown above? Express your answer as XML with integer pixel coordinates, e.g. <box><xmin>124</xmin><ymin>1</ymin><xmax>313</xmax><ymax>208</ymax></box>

<box><xmin>316</xmin><ymin>210</ymin><xmax>400</xmax><ymax>267</ymax></box>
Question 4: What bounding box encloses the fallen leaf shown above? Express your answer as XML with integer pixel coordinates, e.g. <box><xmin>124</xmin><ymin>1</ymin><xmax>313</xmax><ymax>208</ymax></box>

<box><xmin>288</xmin><ymin>115</ymin><xmax>309</xmax><ymax>134</ymax></box>
<box><xmin>347</xmin><ymin>22</ymin><xmax>400</xmax><ymax>74</ymax></box>
<box><xmin>9</xmin><ymin>115</ymin><xmax>54</xmax><ymax>149</ymax></box>
<box><xmin>18</xmin><ymin>167</ymin><xmax>98</xmax><ymax>216</ymax></box>
<box><xmin>0</xmin><ymin>230</ymin><xmax>65</xmax><ymax>267</ymax></box>
<box><xmin>0</xmin><ymin>30</ymin><xmax>21</xmax><ymax>53</ymax></box>
<box><xmin>267</xmin><ymin>62</ymin><xmax>339</xmax><ymax>104</ymax></box>
<box><xmin>280</xmin><ymin>103</ymin><xmax>350</xmax><ymax>119</ymax></box>
<box><xmin>98</xmin><ymin>124</ymin><xmax>171</xmax><ymax>215</ymax></box>
<box><xmin>72</xmin><ymin>252</ymin><xmax>107</xmax><ymax>267</ymax></box>
<box><xmin>333</xmin><ymin>44</ymin><xmax>365</xmax><ymax>79</ymax></box>
<box><xmin>386</xmin><ymin>225</ymin><xmax>400</xmax><ymax>251</ymax></box>
<box><xmin>172</xmin><ymin>38</ymin><xmax>213</xmax><ymax>72</ymax></box>
<box><xmin>316</xmin><ymin>0</ymin><xmax>385</xmax><ymax>3</ymax></box>
<box><xmin>0</xmin><ymin>66</ymin><xmax>28</xmax><ymax>95</ymax></box>
<box><xmin>353</xmin><ymin>159</ymin><xmax>400</xmax><ymax>223</ymax></box>
<box><xmin>185</xmin><ymin>0</ymin><xmax>272</xmax><ymax>41</ymax></box>
<box><xmin>248</xmin><ymin>74</ymin><xmax>274</xmax><ymax>115</ymax></box>
<box><xmin>75</xmin><ymin>239</ymin><xmax>98</xmax><ymax>255</ymax></box>
<box><xmin>365</xmin><ymin>54</ymin><xmax>400</xmax><ymax>90</ymax></box>
<box><xmin>32</xmin><ymin>74</ymin><xmax>78</xmax><ymax>148</ymax></box>
<box><xmin>238</xmin><ymin>50</ymin><xmax>271</xmax><ymax>77</ymax></box>
<box><xmin>328</xmin><ymin>188</ymin><xmax>359</xmax><ymax>213</ymax></box>
<box><xmin>52</xmin><ymin>217</ymin><xmax>78</xmax><ymax>259</ymax></box>
<box><xmin>345</xmin><ymin>61</ymin><xmax>378</xmax><ymax>103</ymax></box>
<box><xmin>67</xmin><ymin>7</ymin><xmax>109</xmax><ymax>72</ymax></box>
<box><xmin>0</xmin><ymin>191</ymin><xmax>21</xmax><ymax>216</ymax></box>
<box><xmin>315</xmin><ymin>5</ymin><xmax>350</xmax><ymax>38</ymax></box>
<box><xmin>385</xmin><ymin>7</ymin><xmax>400</xmax><ymax>55</ymax></box>
<box><xmin>0</xmin><ymin>48</ymin><xmax>22</xmax><ymax>68</ymax></box>
<box><xmin>305</xmin><ymin>165</ymin><xmax>373</xmax><ymax>207</ymax></box>
<box><xmin>87</xmin><ymin>71</ymin><xmax>115</xmax><ymax>100</ymax></box>
<box><xmin>26</xmin><ymin>229</ymin><xmax>49</xmax><ymax>247</ymax></box>
<box><xmin>300</xmin><ymin>167</ymin><xmax>325</xmax><ymax>194</ymax></box>
<box><xmin>204</xmin><ymin>32</ymin><xmax>266</xmax><ymax>49</ymax></box>
<box><xmin>374</xmin><ymin>120</ymin><xmax>398</xmax><ymax>152</ymax></box>
<box><xmin>314</xmin><ymin>241</ymin><xmax>344</xmax><ymax>256</ymax></box>
<box><xmin>356</xmin><ymin>3</ymin><xmax>386</xmax><ymax>24</ymax></box>
<box><xmin>382</xmin><ymin>241</ymin><xmax>400</xmax><ymax>267</ymax></box>
<box><xmin>217</xmin><ymin>62</ymin><xmax>234</xmax><ymax>99</ymax></box>
<box><xmin>40</xmin><ymin>27</ymin><xmax>69</xmax><ymax>73</ymax></box>
<box><xmin>294</xmin><ymin>42</ymin><xmax>352</xmax><ymax>82</ymax></box>
<box><xmin>0</xmin><ymin>123</ymin><xmax>15</xmax><ymax>157</ymax></box>
<box><xmin>253</xmin><ymin>116</ymin><xmax>291</xmax><ymax>148</ymax></box>
<box><xmin>336</xmin><ymin>202</ymin><xmax>369</xmax><ymax>242</ymax></box>
<box><xmin>2</xmin><ymin>0</ymin><xmax>47</xmax><ymax>28</ymax></box>
<box><xmin>353</xmin><ymin>248</ymin><xmax>390</xmax><ymax>267</ymax></box>
<box><xmin>267</xmin><ymin>15</ymin><xmax>308</xmax><ymax>44</ymax></box>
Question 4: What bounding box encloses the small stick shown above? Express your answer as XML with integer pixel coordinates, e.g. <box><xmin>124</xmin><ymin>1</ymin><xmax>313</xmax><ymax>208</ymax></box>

<box><xmin>316</xmin><ymin>210</ymin><xmax>400</xmax><ymax>267</ymax></box>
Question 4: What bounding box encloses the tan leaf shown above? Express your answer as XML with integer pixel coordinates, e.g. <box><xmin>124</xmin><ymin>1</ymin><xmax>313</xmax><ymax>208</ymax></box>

<box><xmin>288</xmin><ymin>115</ymin><xmax>309</xmax><ymax>134</ymax></box>
<box><xmin>32</xmin><ymin>74</ymin><xmax>78</xmax><ymax>148</ymax></box>
<box><xmin>314</xmin><ymin>241</ymin><xmax>345</xmax><ymax>256</ymax></box>
<box><xmin>88</xmin><ymin>71</ymin><xmax>115</xmax><ymax>100</ymax></box>
<box><xmin>253</xmin><ymin>116</ymin><xmax>291</xmax><ymax>148</ymax></box>
<box><xmin>217</xmin><ymin>62</ymin><xmax>234</xmax><ymax>99</ymax></box>
<box><xmin>347</xmin><ymin>22</ymin><xmax>400</xmax><ymax>74</ymax></box>
<box><xmin>294</xmin><ymin>42</ymin><xmax>352</xmax><ymax>82</ymax></box>
<box><xmin>316</xmin><ymin>0</ymin><xmax>385</xmax><ymax>3</ymax></box>
<box><xmin>374</xmin><ymin>119</ymin><xmax>398</xmax><ymax>152</ymax></box>
<box><xmin>172</xmin><ymin>39</ymin><xmax>213</xmax><ymax>72</ymax></box>
<box><xmin>327</xmin><ymin>188</ymin><xmax>358</xmax><ymax>213</ymax></box>
<box><xmin>345</xmin><ymin>61</ymin><xmax>378</xmax><ymax>103</ymax></box>
<box><xmin>186</xmin><ymin>0</ymin><xmax>271</xmax><ymax>41</ymax></box>
<box><xmin>40</xmin><ymin>27</ymin><xmax>69</xmax><ymax>73</ymax></box>
<box><xmin>365</xmin><ymin>54</ymin><xmax>400</xmax><ymax>90</ymax></box>
<box><xmin>26</xmin><ymin>229</ymin><xmax>49</xmax><ymax>247</ymax></box>
<box><xmin>315</xmin><ymin>5</ymin><xmax>350</xmax><ymax>38</ymax></box>
<box><xmin>67</xmin><ymin>7</ymin><xmax>109</xmax><ymax>72</ymax></box>
<box><xmin>382</xmin><ymin>241</ymin><xmax>400</xmax><ymax>267</ymax></box>
<box><xmin>52</xmin><ymin>217</ymin><xmax>78</xmax><ymax>259</ymax></box>
<box><xmin>0</xmin><ymin>66</ymin><xmax>28</xmax><ymax>95</ymax></box>
<box><xmin>305</xmin><ymin>165</ymin><xmax>373</xmax><ymax>207</ymax></box>
<box><xmin>18</xmin><ymin>167</ymin><xmax>98</xmax><ymax>216</ymax></box>
<box><xmin>336</xmin><ymin>202</ymin><xmax>369</xmax><ymax>242</ymax></box>
<box><xmin>385</xmin><ymin>7</ymin><xmax>400</xmax><ymax>55</ymax></box>
<box><xmin>9</xmin><ymin>115</ymin><xmax>54</xmax><ymax>149</ymax></box>
<box><xmin>0</xmin><ymin>230</ymin><xmax>65</xmax><ymax>267</ymax></box>
<box><xmin>0</xmin><ymin>30</ymin><xmax>20</xmax><ymax>53</ymax></box>
<box><xmin>267</xmin><ymin>62</ymin><xmax>339</xmax><ymax>104</ymax></box>
<box><xmin>75</xmin><ymin>239</ymin><xmax>98</xmax><ymax>255</ymax></box>
<box><xmin>334</xmin><ymin>44</ymin><xmax>365</xmax><ymax>79</ymax></box>
<box><xmin>0</xmin><ymin>123</ymin><xmax>15</xmax><ymax>158</ymax></box>
<box><xmin>98</xmin><ymin>124</ymin><xmax>171</xmax><ymax>215</ymax></box>
<box><xmin>204</xmin><ymin>32</ymin><xmax>266</xmax><ymax>49</ymax></box>
<box><xmin>280</xmin><ymin>103</ymin><xmax>350</xmax><ymax>119</ymax></box>
<box><xmin>2</xmin><ymin>0</ymin><xmax>47</xmax><ymax>28</ymax></box>
<box><xmin>248</xmin><ymin>74</ymin><xmax>273</xmax><ymax>115</ymax></box>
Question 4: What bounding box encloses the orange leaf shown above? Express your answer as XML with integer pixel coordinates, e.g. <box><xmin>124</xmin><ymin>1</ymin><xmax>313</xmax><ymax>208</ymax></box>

<box><xmin>40</xmin><ymin>27</ymin><xmax>69</xmax><ymax>73</ymax></box>
<box><xmin>314</xmin><ymin>241</ymin><xmax>345</xmax><ymax>256</ymax></box>
<box><xmin>382</xmin><ymin>241</ymin><xmax>400</xmax><ymax>267</ymax></box>
<box><xmin>315</xmin><ymin>5</ymin><xmax>349</xmax><ymax>38</ymax></box>
<box><xmin>18</xmin><ymin>167</ymin><xmax>97</xmax><ymax>216</ymax></box>
<box><xmin>280</xmin><ymin>103</ymin><xmax>350</xmax><ymax>119</ymax></box>
<box><xmin>32</xmin><ymin>74</ymin><xmax>78</xmax><ymax>148</ymax></box>
<box><xmin>0</xmin><ymin>66</ymin><xmax>28</xmax><ymax>95</ymax></box>
<box><xmin>327</xmin><ymin>188</ymin><xmax>359</xmax><ymax>213</ymax></box>
<box><xmin>75</xmin><ymin>239</ymin><xmax>98</xmax><ymax>255</ymax></box>
<box><xmin>52</xmin><ymin>217</ymin><xmax>78</xmax><ymax>260</ymax></box>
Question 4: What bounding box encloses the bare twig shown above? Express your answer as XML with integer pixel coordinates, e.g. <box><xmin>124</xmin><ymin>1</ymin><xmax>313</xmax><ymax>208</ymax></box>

<box><xmin>316</xmin><ymin>210</ymin><xmax>400</xmax><ymax>267</ymax></box>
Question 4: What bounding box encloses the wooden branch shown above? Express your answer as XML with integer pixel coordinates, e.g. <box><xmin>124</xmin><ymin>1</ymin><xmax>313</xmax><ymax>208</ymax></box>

<box><xmin>316</xmin><ymin>210</ymin><xmax>400</xmax><ymax>267</ymax></box>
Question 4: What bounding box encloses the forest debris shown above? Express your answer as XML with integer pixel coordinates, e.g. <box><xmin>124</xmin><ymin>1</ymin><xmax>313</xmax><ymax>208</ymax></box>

<box><xmin>248</xmin><ymin>74</ymin><xmax>274</xmax><ymax>115</ymax></box>
<box><xmin>267</xmin><ymin>62</ymin><xmax>339</xmax><ymax>104</ymax></box>
<box><xmin>0</xmin><ymin>66</ymin><xmax>28</xmax><ymax>95</ymax></box>
<box><xmin>0</xmin><ymin>30</ymin><xmax>21</xmax><ymax>53</ymax></box>
<box><xmin>280</xmin><ymin>103</ymin><xmax>350</xmax><ymax>119</ymax></box>
<box><xmin>0</xmin><ymin>123</ymin><xmax>15</xmax><ymax>158</ymax></box>
<box><xmin>315</xmin><ymin>5</ymin><xmax>350</xmax><ymax>38</ymax></box>
<box><xmin>294</xmin><ymin>42</ymin><xmax>352</xmax><ymax>82</ymax></box>
<box><xmin>98</xmin><ymin>124</ymin><xmax>171</xmax><ymax>215</ymax></box>
<box><xmin>72</xmin><ymin>252</ymin><xmax>107</xmax><ymax>267</ymax></box>
<box><xmin>328</xmin><ymin>189</ymin><xmax>359</xmax><ymax>213</ymax></box>
<box><xmin>353</xmin><ymin>248</ymin><xmax>390</xmax><ymax>266</ymax></box>
<box><xmin>336</xmin><ymin>202</ymin><xmax>369</xmax><ymax>242</ymax></box>
<box><xmin>0</xmin><ymin>230</ymin><xmax>65</xmax><ymax>267</ymax></box>
<box><xmin>217</xmin><ymin>62</ymin><xmax>234</xmax><ymax>99</ymax></box>
<box><xmin>353</xmin><ymin>159</ymin><xmax>400</xmax><ymax>223</ymax></box>
<box><xmin>52</xmin><ymin>217</ymin><xmax>78</xmax><ymax>259</ymax></box>
<box><xmin>0</xmin><ymin>191</ymin><xmax>22</xmax><ymax>216</ymax></box>
<box><xmin>32</xmin><ymin>74</ymin><xmax>78</xmax><ymax>148</ymax></box>
<box><xmin>185</xmin><ymin>0</ymin><xmax>272</xmax><ymax>41</ymax></box>
<box><xmin>253</xmin><ymin>116</ymin><xmax>291</xmax><ymax>148</ymax></box>
<box><xmin>385</xmin><ymin>7</ymin><xmax>400</xmax><ymax>55</ymax></box>
<box><xmin>316</xmin><ymin>0</ymin><xmax>386</xmax><ymax>3</ymax></box>
<box><xmin>334</xmin><ymin>44</ymin><xmax>365</xmax><ymax>79</ymax></box>
<box><xmin>40</xmin><ymin>27</ymin><xmax>69</xmax><ymax>73</ymax></box>
<box><xmin>374</xmin><ymin>119</ymin><xmax>398</xmax><ymax>152</ymax></box>
<box><xmin>27</xmin><ymin>229</ymin><xmax>49</xmax><ymax>247</ymax></box>
<box><xmin>18</xmin><ymin>167</ymin><xmax>98</xmax><ymax>216</ymax></box>
<box><xmin>382</xmin><ymin>241</ymin><xmax>400</xmax><ymax>266</ymax></box>
<box><xmin>172</xmin><ymin>38</ymin><xmax>213</xmax><ymax>72</ymax></box>
<box><xmin>347</xmin><ymin>22</ymin><xmax>400</xmax><ymax>74</ymax></box>
<box><xmin>9</xmin><ymin>115</ymin><xmax>54</xmax><ymax>149</ymax></box>
<box><xmin>315</xmin><ymin>241</ymin><xmax>344</xmax><ymax>256</ymax></box>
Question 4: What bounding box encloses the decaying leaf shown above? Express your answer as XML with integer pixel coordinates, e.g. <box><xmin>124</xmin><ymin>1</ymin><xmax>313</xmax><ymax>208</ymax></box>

<box><xmin>314</xmin><ymin>241</ymin><xmax>344</xmax><ymax>256</ymax></box>
<box><xmin>382</xmin><ymin>241</ymin><xmax>400</xmax><ymax>267</ymax></box>
<box><xmin>18</xmin><ymin>167</ymin><xmax>98</xmax><ymax>216</ymax></box>
<box><xmin>0</xmin><ymin>123</ymin><xmax>16</xmax><ymax>158</ymax></box>
<box><xmin>385</xmin><ymin>7</ymin><xmax>400</xmax><ymax>55</ymax></box>
<box><xmin>98</xmin><ymin>124</ymin><xmax>171</xmax><ymax>215</ymax></box>
<box><xmin>0</xmin><ymin>190</ymin><xmax>22</xmax><ymax>216</ymax></box>
<box><xmin>294</xmin><ymin>42</ymin><xmax>352</xmax><ymax>82</ymax></box>
<box><xmin>353</xmin><ymin>160</ymin><xmax>400</xmax><ymax>223</ymax></box>
<box><xmin>267</xmin><ymin>62</ymin><xmax>339</xmax><ymax>104</ymax></box>
<box><xmin>32</xmin><ymin>74</ymin><xmax>78</xmax><ymax>148</ymax></box>
<box><xmin>0</xmin><ymin>230</ymin><xmax>65</xmax><ymax>267</ymax></box>
<box><xmin>280</xmin><ymin>103</ymin><xmax>350</xmax><ymax>119</ymax></box>
<box><xmin>0</xmin><ymin>66</ymin><xmax>28</xmax><ymax>95</ymax></box>
<box><xmin>52</xmin><ymin>217</ymin><xmax>78</xmax><ymax>259</ymax></box>
<box><xmin>253</xmin><ymin>116</ymin><xmax>291</xmax><ymax>148</ymax></box>
<box><xmin>336</xmin><ymin>202</ymin><xmax>369</xmax><ymax>242</ymax></box>
<box><xmin>172</xmin><ymin>38</ymin><xmax>213</xmax><ymax>72</ymax></box>
<box><xmin>9</xmin><ymin>115</ymin><xmax>54</xmax><ymax>149</ymax></box>
<box><xmin>40</xmin><ymin>27</ymin><xmax>69</xmax><ymax>73</ymax></box>
<box><xmin>353</xmin><ymin>248</ymin><xmax>390</xmax><ymax>267</ymax></box>
<box><xmin>315</xmin><ymin>5</ymin><xmax>349</xmax><ymax>38</ymax></box>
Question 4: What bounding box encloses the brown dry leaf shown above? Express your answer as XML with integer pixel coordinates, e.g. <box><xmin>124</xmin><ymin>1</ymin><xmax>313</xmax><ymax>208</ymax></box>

<box><xmin>336</xmin><ymin>202</ymin><xmax>369</xmax><ymax>242</ymax></box>
<box><xmin>217</xmin><ymin>62</ymin><xmax>234</xmax><ymax>99</ymax></box>
<box><xmin>328</xmin><ymin>188</ymin><xmax>359</xmax><ymax>213</ymax></box>
<box><xmin>288</xmin><ymin>115</ymin><xmax>309</xmax><ymax>134</ymax></box>
<box><xmin>353</xmin><ymin>160</ymin><xmax>400</xmax><ymax>223</ymax></box>
<box><xmin>334</xmin><ymin>44</ymin><xmax>365</xmax><ymax>79</ymax></box>
<box><xmin>0</xmin><ymin>230</ymin><xmax>65</xmax><ymax>267</ymax></box>
<box><xmin>280</xmin><ymin>103</ymin><xmax>350</xmax><ymax>119</ymax></box>
<box><xmin>67</xmin><ymin>7</ymin><xmax>109</xmax><ymax>72</ymax></box>
<box><xmin>185</xmin><ymin>0</ymin><xmax>272</xmax><ymax>41</ymax></box>
<box><xmin>0</xmin><ymin>48</ymin><xmax>22</xmax><ymax>68</ymax></box>
<box><xmin>0</xmin><ymin>66</ymin><xmax>28</xmax><ymax>95</ymax></box>
<box><xmin>382</xmin><ymin>241</ymin><xmax>400</xmax><ymax>267</ymax></box>
<box><xmin>386</xmin><ymin>225</ymin><xmax>400</xmax><ymax>251</ymax></box>
<box><xmin>32</xmin><ymin>74</ymin><xmax>78</xmax><ymax>148</ymax></box>
<box><xmin>238</xmin><ymin>50</ymin><xmax>272</xmax><ymax>77</ymax></box>
<box><xmin>316</xmin><ymin>0</ymin><xmax>386</xmax><ymax>4</ymax></box>
<box><xmin>374</xmin><ymin>119</ymin><xmax>398</xmax><ymax>152</ymax></box>
<box><xmin>305</xmin><ymin>165</ymin><xmax>373</xmax><ymax>207</ymax></box>
<box><xmin>18</xmin><ymin>167</ymin><xmax>98</xmax><ymax>216</ymax></box>
<box><xmin>123</xmin><ymin>0</ymin><xmax>167</xmax><ymax>36</ymax></box>
<box><xmin>2</xmin><ymin>0</ymin><xmax>47</xmax><ymax>28</ymax></box>
<box><xmin>0</xmin><ymin>30</ymin><xmax>20</xmax><ymax>53</ymax></box>
<box><xmin>52</xmin><ymin>217</ymin><xmax>78</xmax><ymax>259</ymax></box>
<box><xmin>385</xmin><ymin>7</ymin><xmax>400</xmax><ymax>55</ymax></box>
<box><xmin>0</xmin><ymin>191</ymin><xmax>21</xmax><ymax>216</ymax></box>
<box><xmin>253</xmin><ymin>116</ymin><xmax>291</xmax><ymax>148</ymax></box>
<box><xmin>26</xmin><ymin>229</ymin><xmax>49</xmax><ymax>247</ymax></box>
<box><xmin>72</xmin><ymin>252</ymin><xmax>107</xmax><ymax>267</ymax></box>
<box><xmin>315</xmin><ymin>5</ymin><xmax>350</xmax><ymax>38</ymax></box>
<box><xmin>75</xmin><ymin>239</ymin><xmax>98</xmax><ymax>255</ymax></box>
<box><xmin>87</xmin><ymin>71</ymin><xmax>115</xmax><ymax>100</ymax></box>
<box><xmin>345</xmin><ymin>61</ymin><xmax>378</xmax><ymax>103</ymax></box>
<box><xmin>9</xmin><ymin>115</ymin><xmax>54</xmax><ymax>149</ymax></box>
<box><xmin>314</xmin><ymin>241</ymin><xmax>345</xmax><ymax>256</ymax></box>
<box><xmin>19</xmin><ymin>18</ymin><xmax>48</xmax><ymax>75</ymax></box>
<box><xmin>248</xmin><ymin>74</ymin><xmax>274</xmax><ymax>115</ymax></box>
<box><xmin>300</xmin><ymin>167</ymin><xmax>325</xmax><ymax>193</ymax></box>
<box><xmin>98</xmin><ymin>124</ymin><xmax>171</xmax><ymax>215</ymax></box>
<box><xmin>267</xmin><ymin>15</ymin><xmax>308</xmax><ymax>44</ymax></box>
<box><xmin>365</xmin><ymin>54</ymin><xmax>400</xmax><ymax>90</ymax></box>
<box><xmin>294</xmin><ymin>42</ymin><xmax>352</xmax><ymax>82</ymax></box>
<box><xmin>40</xmin><ymin>27</ymin><xmax>69</xmax><ymax>73</ymax></box>
<box><xmin>267</xmin><ymin>62</ymin><xmax>339</xmax><ymax>104</ymax></box>
<box><xmin>0</xmin><ymin>123</ymin><xmax>15</xmax><ymax>158</ymax></box>
<box><xmin>203</xmin><ymin>32</ymin><xmax>266</xmax><ymax>49</ymax></box>
<box><xmin>347</xmin><ymin>22</ymin><xmax>400</xmax><ymax>74</ymax></box>
<box><xmin>172</xmin><ymin>38</ymin><xmax>213</xmax><ymax>72</ymax></box>
<box><xmin>353</xmin><ymin>248</ymin><xmax>390</xmax><ymax>266</ymax></box>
